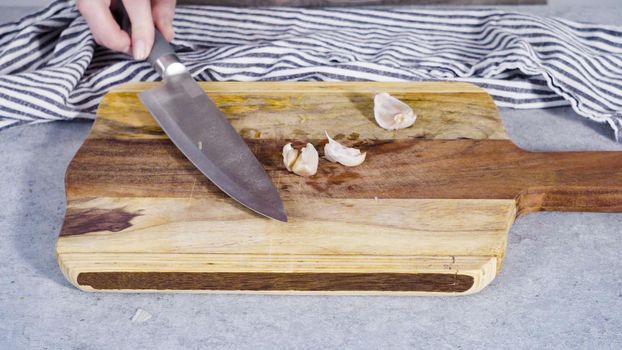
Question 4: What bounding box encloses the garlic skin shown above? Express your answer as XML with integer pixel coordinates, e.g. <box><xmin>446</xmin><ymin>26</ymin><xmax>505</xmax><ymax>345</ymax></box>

<box><xmin>282</xmin><ymin>143</ymin><xmax>299</xmax><ymax>172</ymax></box>
<box><xmin>323</xmin><ymin>131</ymin><xmax>366</xmax><ymax>167</ymax></box>
<box><xmin>282</xmin><ymin>142</ymin><xmax>318</xmax><ymax>176</ymax></box>
<box><xmin>374</xmin><ymin>92</ymin><xmax>416</xmax><ymax>130</ymax></box>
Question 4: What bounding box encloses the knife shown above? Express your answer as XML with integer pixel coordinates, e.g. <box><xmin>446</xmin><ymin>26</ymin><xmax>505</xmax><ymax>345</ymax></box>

<box><xmin>114</xmin><ymin>4</ymin><xmax>287</xmax><ymax>222</ymax></box>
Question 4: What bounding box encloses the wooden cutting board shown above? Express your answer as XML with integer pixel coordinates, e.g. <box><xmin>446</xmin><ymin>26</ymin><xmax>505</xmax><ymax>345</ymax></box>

<box><xmin>57</xmin><ymin>82</ymin><xmax>622</xmax><ymax>295</ymax></box>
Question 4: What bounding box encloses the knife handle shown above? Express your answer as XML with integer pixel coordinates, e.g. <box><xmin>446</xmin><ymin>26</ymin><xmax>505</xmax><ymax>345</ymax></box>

<box><xmin>112</xmin><ymin>1</ymin><xmax>181</xmax><ymax>77</ymax></box>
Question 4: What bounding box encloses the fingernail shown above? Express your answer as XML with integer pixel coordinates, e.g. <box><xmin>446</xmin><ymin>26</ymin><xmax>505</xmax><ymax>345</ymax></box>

<box><xmin>133</xmin><ymin>40</ymin><xmax>147</xmax><ymax>60</ymax></box>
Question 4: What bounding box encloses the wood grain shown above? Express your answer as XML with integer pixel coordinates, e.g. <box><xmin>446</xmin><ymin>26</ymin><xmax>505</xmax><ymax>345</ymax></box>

<box><xmin>59</xmin><ymin>253</ymin><xmax>497</xmax><ymax>294</ymax></box>
<box><xmin>76</xmin><ymin>272</ymin><xmax>475</xmax><ymax>292</ymax></box>
<box><xmin>58</xmin><ymin>197</ymin><xmax>515</xmax><ymax>257</ymax></box>
<box><xmin>57</xmin><ymin>196</ymin><xmax>512</xmax><ymax>295</ymax></box>
<box><xmin>65</xmin><ymin>138</ymin><xmax>622</xmax><ymax>210</ymax></box>
<box><xmin>56</xmin><ymin>81</ymin><xmax>621</xmax><ymax>295</ymax></box>
<box><xmin>92</xmin><ymin>82</ymin><xmax>506</xmax><ymax>141</ymax></box>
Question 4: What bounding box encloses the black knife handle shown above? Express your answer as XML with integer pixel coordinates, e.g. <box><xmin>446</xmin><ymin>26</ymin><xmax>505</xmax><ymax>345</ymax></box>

<box><xmin>112</xmin><ymin>1</ymin><xmax>177</xmax><ymax>74</ymax></box>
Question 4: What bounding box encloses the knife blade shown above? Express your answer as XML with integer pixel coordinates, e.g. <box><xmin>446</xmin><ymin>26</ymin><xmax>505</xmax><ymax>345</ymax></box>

<box><xmin>114</xmin><ymin>4</ymin><xmax>287</xmax><ymax>222</ymax></box>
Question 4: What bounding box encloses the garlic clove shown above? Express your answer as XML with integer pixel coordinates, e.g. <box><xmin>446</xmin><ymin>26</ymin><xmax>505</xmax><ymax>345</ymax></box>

<box><xmin>291</xmin><ymin>143</ymin><xmax>319</xmax><ymax>176</ymax></box>
<box><xmin>324</xmin><ymin>131</ymin><xmax>366</xmax><ymax>167</ymax></box>
<box><xmin>282</xmin><ymin>143</ymin><xmax>299</xmax><ymax>171</ymax></box>
<box><xmin>374</xmin><ymin>92</ymin><xmax>417</xmax><ymax>130</ymax></box>
<box><xmin>282</xmin><ymin>142</ymin><xmax>318</xmax><ymax>177</ymax></box>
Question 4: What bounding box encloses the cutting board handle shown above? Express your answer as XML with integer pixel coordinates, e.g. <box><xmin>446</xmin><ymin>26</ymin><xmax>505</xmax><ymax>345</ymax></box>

<box><xmin>517</xmin><ymin>186</ymin><xmax>622</xmax><ymax>216</ymax></box>
<box><xmin>338</xmin><ymin>139</ymin><xmax>622</xmax><ymax>217</ymax></box>
<box><xmin>513</xmin><ymin>149</ymin><xmax>622</xmax><ymax>216</ymax></box>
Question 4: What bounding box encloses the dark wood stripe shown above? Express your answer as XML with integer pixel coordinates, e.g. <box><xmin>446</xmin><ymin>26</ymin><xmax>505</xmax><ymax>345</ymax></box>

<box><xmin>517</xmin><ymin>187</ymin><xmax>622</xmax><ymax>217</ymax></box>
<box><xmin>77</xmin><ymin>272</ymin><xmax>474</xmax><ymax>292</ymax></box>
<box><xmin>60</xmin><ymin>207</ymin><xmax>142</xmax><ymax>236</ymax></box>
<box><xmin>66</xmin><ymin>139</ymin><xmax>622</xmax><ymax>211</ymax></box>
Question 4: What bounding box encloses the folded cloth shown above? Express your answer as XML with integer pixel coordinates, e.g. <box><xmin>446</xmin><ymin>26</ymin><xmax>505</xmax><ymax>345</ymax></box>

<box><xmin>0</xmin><ymin>1</ymin><xmax>621</xmax><ymax>139</ymax></box>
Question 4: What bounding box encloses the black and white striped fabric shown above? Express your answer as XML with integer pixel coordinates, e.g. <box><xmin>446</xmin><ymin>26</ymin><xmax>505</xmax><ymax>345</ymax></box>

<box><xmin>1</xmin><ymin>1</ymin><xmax>621</xmax><ymax>139</ymax></box>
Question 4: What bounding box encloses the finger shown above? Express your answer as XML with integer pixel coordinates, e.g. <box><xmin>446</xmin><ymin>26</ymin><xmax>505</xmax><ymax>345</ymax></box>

<box><xmin>152</xmin><ymin>0</ymin><xmax>176</xmax><ymax>42</ymax></box>
<box><xmin>77</xmin><ymin>0</ymin><xmax>131</xmax><ymax>53</ymax></box>
<box><xmin>122</xmin><ymin>0</ymin><xmax>154</xmax><ymax>60</ymax></box>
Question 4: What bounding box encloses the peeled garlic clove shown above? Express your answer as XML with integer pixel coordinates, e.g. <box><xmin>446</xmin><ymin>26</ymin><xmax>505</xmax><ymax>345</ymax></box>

<box><xmin>374</xmin><ymin>92</ymin><xmax>416</xmax><ymax>130</ymax></box>
<box><xmin>282</xmin><ymin>143</ymin><xmax>299</xmax><ymax>171</ymax></box>
<box><xmin>324</xmin><ymin>131</ymin><xmax>366</xmax><ymax>167</ymax></box>
<box><xmin>282</xmin><ymin>142</ymin><xmax>318</xmax><ymax>177</ymax></box>
<box><xmin>292</xmin><ymin>143</ymin><xmax>319</xmax><ymax>176</ymax></box>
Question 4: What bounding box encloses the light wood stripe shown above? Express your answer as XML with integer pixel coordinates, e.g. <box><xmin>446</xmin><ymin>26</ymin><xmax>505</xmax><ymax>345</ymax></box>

<box><xmin>95</xmin><ymin>82</ymin><xmax>507</xmax><ymax>141</ymax></box>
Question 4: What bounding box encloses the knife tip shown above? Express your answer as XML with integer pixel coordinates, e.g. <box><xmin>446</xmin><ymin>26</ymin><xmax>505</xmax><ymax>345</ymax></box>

<box><xmin>271</xmin><ymin>211</ymin><xmax>288</xmax><ymax>223</ymax></box>
<box><xmin>254</xmin><ymin>204</ymin><xmax>288</xmax><ymax>222</ymax></box>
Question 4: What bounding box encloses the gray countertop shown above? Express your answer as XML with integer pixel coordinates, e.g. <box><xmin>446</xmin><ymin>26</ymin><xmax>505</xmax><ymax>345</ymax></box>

<box><xmin>1</xmin><ymin>2</ymin><xmax>621</xmax><ymax>349</ymax></box>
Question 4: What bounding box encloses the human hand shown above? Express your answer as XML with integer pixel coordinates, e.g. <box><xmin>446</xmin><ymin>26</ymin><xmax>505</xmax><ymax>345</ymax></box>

<box><xmin>77</xmin><ymin>0</ymin><xmax>176</xmax><ymax>60</ymax></box>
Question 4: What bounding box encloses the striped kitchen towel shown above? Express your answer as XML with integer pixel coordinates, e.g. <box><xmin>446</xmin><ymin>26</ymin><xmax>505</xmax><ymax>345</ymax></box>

<box><xmin>0</xmin><ymin>1</ymin><xmax>621</xmax><ymax>139</ymax></box>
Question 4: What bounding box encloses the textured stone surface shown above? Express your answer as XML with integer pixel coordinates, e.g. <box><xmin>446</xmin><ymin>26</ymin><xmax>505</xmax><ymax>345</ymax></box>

<box><xmin>1</xmin><ymin>2</ymin><xmax>622</xmax><ymax>349</ymax></box>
